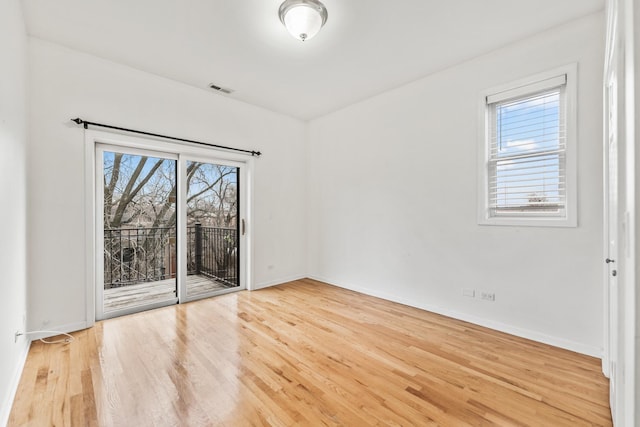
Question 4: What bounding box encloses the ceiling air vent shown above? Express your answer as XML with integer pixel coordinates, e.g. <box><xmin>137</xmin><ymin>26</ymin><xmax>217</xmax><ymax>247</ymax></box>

<box><xmin>209</xmin><ymin>83</ymin><xmax>234</xmax><ymax>94</ymax></box>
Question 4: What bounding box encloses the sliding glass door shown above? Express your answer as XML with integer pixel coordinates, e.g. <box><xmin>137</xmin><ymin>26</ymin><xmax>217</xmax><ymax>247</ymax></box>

<box><xmin>184</xmin><ymin>160</ymin><xmax>240</xmax><ymax>300</ymax></box>
<box><xmin>96</xmin><ymin>143</ymin><xmax>246</xmax><ymax>320</ymax></box>
<box><xmin>97</xmin><ymin>147</ymin><xmax>178</xmax><ymax>319</ymax></box>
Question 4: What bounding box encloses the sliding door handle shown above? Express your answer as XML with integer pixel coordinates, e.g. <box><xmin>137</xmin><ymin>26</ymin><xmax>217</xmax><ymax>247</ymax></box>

<box><xmin>242</xmin><ymin>219</ymin><xmax>246</xmax><ymax>236</ymax></box>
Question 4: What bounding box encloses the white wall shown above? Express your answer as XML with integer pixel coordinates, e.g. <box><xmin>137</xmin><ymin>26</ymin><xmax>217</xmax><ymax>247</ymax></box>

<box><xmin>27</xmin><ymin>38</ymin><xmax>308</xmax><ymax>333</ymax></box>
<box><xmin>0</xmin><ymin>0</ymin><xmax>29</xmax><ymax>424</ymax></box>
<box><xmin>307</xmin><ymin>12</ymin><xmax>605</xmax><ymax>356</ymax></box>
<box><xmin>632</xmin><ymin>0</ymin><xmax>639</xmax><ymax>421</ymax></box>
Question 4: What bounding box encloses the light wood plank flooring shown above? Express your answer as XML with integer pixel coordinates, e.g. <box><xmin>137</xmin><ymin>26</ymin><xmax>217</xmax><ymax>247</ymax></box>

<box><xmin>104</xmin><ymin>274</ymin><xmax>231</xmax><ymax>312</ymax></box>
<box><xmin>9</xmin><ymin>279</ymin><xmax>611</xmax><ymax>426</ymax></box>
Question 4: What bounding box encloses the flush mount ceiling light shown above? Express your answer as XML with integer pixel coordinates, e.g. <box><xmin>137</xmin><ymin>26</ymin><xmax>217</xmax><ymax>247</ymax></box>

<box><xmin>278</xmin><ymin>0</ymin><xmax>328</xmax><ymax>42</ymax></box>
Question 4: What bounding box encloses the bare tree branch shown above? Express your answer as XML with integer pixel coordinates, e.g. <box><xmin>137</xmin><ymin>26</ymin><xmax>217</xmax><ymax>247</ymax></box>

<box><xmin>111</xmin><ymin>157</ymin><xmax>164</xmax><ymax>227</ymax></box>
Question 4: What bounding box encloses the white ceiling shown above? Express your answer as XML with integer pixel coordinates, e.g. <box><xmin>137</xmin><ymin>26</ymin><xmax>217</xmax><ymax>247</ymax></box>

<box><xmin>21</xmin><ymin>0</ymin><xmax>604</xmax><ymax>121</ymax></box>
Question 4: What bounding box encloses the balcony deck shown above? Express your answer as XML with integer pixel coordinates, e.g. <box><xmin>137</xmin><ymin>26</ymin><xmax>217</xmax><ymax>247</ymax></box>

<box><xmin>104</xmin><ymin>274</ymin><xmax>231</xmax><ymax>312</ymax></box>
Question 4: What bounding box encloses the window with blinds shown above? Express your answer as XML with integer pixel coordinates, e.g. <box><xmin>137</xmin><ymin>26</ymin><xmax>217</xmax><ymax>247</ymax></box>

<box><xmin>487</xmin><ymin>75</ymin><xmax>567</xmax><ymax>218</ymax></box>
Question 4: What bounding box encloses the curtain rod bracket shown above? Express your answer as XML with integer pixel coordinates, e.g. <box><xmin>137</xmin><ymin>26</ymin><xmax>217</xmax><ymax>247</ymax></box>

<box><xmin>71</xmin><ymin>117</ymin><xmax>87</xmax><ymax>129</ymax></box>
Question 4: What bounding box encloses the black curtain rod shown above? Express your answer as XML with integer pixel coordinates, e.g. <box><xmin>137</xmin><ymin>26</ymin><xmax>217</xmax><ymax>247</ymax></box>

<box><xmin>71</xmin><ymin>118</ymin><xmax>261</xmax><ymax>157</ymax></box>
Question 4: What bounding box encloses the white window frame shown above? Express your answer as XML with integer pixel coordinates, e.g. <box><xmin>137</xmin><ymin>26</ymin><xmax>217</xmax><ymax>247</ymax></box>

<box><xmin>477</xmin><ymin>64</ymin><xmax>578</xmax><ymax>227</ymax></box>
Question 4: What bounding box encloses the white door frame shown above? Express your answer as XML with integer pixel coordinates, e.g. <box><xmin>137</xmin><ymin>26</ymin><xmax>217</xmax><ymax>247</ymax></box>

<box><xmin>84</xmin><ymin>129</ymin><xmax>254</xmax><ymax>324</ymax></box>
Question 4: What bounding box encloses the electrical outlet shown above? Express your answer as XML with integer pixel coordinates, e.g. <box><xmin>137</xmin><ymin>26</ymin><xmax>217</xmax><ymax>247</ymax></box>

<box><xmin>480</xmin><ymin>292</ymin><xmax>496</xmax><ymax>302</ymax></box>
<box><xmin>462</xmin><ymin>288</ymin><xmax>475</xmax><ymax>297</ymax></box>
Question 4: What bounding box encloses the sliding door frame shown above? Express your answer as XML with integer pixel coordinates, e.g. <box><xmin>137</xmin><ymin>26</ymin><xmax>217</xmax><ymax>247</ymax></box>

<box><xmin>95</xmin><ymin>144</ymin><xmax>180</xmax><ymax>320</ymax></box>
<box><xmin>84</xmin><ymin>129</ymin><xmax>254</xmax><ymax>325</ymax></box>
<box><xmin>179</xmin><ymin>154</ymin><xmax>248</xmax><ymax>304</ymax></box>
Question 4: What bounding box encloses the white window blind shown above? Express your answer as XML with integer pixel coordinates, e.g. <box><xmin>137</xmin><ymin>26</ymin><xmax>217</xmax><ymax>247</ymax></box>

<box><xmin>487</xmin><ymin>76</ymin><xmax>567</xmax><ymax>217</ymax></box>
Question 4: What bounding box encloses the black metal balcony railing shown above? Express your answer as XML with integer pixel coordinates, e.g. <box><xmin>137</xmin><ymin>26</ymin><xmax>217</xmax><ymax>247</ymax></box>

<box><xmin>187</xmin><ymin>224</ymin><xmax>238</xmax><ymax>287</ymax></box>
<box><xmin>104</xmin><ymin>225</ymin><xmax>238</xmax><ymax>289</ymax></box>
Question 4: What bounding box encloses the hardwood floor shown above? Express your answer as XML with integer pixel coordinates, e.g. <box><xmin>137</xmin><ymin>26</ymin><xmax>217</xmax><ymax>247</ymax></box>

<box><xmin>9</xmin><ymin>279</ymin><xmax>611</xmax><ymax>426</ymax></box>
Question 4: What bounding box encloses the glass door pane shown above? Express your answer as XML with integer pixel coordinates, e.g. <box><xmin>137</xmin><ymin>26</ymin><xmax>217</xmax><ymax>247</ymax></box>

<box><xmin>102</xmin><ymin>150</ymin><xmax>177</xmax><ymax>315</ymax></box>
<box><xmin>185</xmin><ymin>161</ymin><xmax>239</xmax><ymax>298</ymax></box>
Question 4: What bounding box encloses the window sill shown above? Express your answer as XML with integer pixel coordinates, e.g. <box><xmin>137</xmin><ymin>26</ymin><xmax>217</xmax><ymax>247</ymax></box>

<box><xmin>478</xmin><ymin>215</ymin><xmax>577</xmax><ymax>228</ymax></box>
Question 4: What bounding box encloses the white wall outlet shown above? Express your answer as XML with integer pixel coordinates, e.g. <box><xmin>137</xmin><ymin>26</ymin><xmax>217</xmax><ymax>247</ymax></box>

<box><xmin>462</xmin><ymin>288</ymin><xmax>475</xmax><ymax>297</ymax></box>
<box><xmin>480</xmin><ymin>291</ymin><xmax>496</xmax><ymax>302</ymax></box>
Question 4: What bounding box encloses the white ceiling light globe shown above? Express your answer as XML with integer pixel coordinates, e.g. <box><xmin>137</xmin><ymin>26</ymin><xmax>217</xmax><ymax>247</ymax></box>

<box><xmin>279</xmin><ymin>0</ymin><xmax>328</xmax><ymax>42</ymax></box>
<box><xmin>284</xmin><ymin>5</ymin><xmax>322</xmax><ymax>41</ymax></box>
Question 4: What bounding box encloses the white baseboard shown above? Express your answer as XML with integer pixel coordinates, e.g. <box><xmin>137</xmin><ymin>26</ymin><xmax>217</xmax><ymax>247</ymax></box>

<box><xmin>25</xmin><ymin>320</ymin><xmax>91</xmax><ymax>341</ymax></box>
<box><xmin>308</xmin><ymin>275</ymin><xmax>602</xmax><ymax>358</ymax></box>
<box><xmin>253</xmin><ymin>274</ymin><xmax>306</xmax><ymax>290</ymax></box>
<box><xmin>0</xmin><ymin>338</ymin><xmax>30</xmax><ymax>427</ymax></box>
